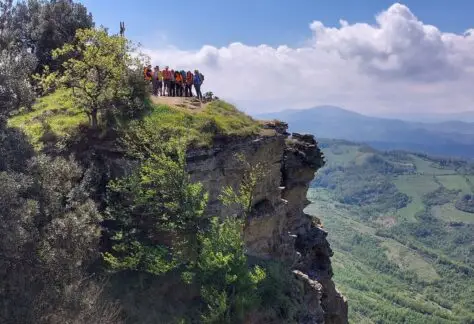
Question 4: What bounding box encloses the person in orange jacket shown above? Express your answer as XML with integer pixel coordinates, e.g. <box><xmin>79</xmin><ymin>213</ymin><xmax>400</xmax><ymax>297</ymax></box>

<box><xmin>162</xmin><ymin>66</ymin><xmax>171</xmax><ymax>96</ymax></box>
<box><xmin>185</xmin><ymin>71</ymin><xmax>193</xmax><ymax>97</ymax></box>
<box><xmin>175</xmin><ymin>71</ymin><xmax>183</xmax><ymax>97</ymax></box>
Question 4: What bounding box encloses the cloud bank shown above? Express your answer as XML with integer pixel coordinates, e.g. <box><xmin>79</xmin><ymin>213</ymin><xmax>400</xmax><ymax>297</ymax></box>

<box><xmin>143</xmin><ymin>3</ymin><xmax>474</xmax><ymax>115</ymax></box>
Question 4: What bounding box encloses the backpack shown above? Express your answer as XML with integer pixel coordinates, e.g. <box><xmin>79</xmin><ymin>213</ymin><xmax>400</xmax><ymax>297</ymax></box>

<box><xmin>200</xmin><ymin>73</ymin><xmax>205</xmax><ymax>82</ymax></box>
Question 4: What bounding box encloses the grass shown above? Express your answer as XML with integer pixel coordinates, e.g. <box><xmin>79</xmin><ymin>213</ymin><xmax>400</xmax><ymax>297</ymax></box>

<box><xmin>381</xmin><ymin>240</ymin><xmax>440</xmax><ymax>282</ymax></box>
<box><xmin>431</xmin><ymin>204</ymin><xmax>474</xmax><ymax>224</ymax></box>
<box><xmin>436</xmin><ymin>175</ymin><xmax>471</xmax><ymax>192</ymax></box>
<box><xmin>143</xmin><ymin>100</ymin><xmax>261</xmax><ymax>147</ymax></box>
<box><xmin>394</xmin><ymin>175</ymin><xmax>439</xmax><ymax>221</ymax></box>
<box><xmin>9</xmin><ymin>90</ymin><xmax>261</xmax><ymax>150</ymax></box>
<box><xmin>410</xmin><ymin>155</ymin><xmax>457</xmax><ymax>175</ymax></box>
<box><xmin>8</xmin><ymin>89</ymin><xmax>88</xmax><ymax>149</ymax></box>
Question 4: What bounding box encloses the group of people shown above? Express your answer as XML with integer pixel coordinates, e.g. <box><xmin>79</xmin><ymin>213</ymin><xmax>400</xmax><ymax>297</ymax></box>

<box><xmin>143</xmin><ymin>65</ymin><xmax>204</xmax><ymax>101</ymax></box>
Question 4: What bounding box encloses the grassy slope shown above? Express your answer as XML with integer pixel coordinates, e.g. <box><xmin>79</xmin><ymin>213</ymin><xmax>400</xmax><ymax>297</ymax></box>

<box><xmin>8</xmin><ymin>90</ymin><xmax>262</xmax><ymax>150</ymax></box>
<box><xmin>308</xmin><ymin>139</ymin><xmax>474</xmax><ymax>323</ymax></box>
<box><xmin>8</xmin><ymin>89</ymin><xmax>88</xmax><ymax>149</ymax></box>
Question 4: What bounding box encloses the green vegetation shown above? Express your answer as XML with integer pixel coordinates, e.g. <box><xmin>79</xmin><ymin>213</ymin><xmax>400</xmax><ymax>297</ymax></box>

<box><xmin>193</xmin><ymin>217</ymin><xmax>266</xmax><ymax>323</ymax></box>
<box><xmin>37</xmin><ymin>28</ymin><xmax>148</xmax><ymax>128</ymax></box>
<box><xmin>104</xmin><ymin>140</ymin><xmax>208</xmax><ymax>275</ymax></box>
<box><xmin>8</xmin><ymin>89</ymin><xmax>88</xmax><ymax>149</ymax></box>
<box><xmin>139</xmin><ymin>101</ymin><xmax>261</xmax><ymax>148</ymax></box>
<box><xmin>308</xmin><ymin>139</ymin><xmax>474</xmax><ymax>323</ymax></box>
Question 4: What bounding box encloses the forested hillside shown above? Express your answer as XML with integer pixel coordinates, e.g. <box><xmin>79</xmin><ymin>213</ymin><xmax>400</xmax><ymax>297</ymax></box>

<box><xmin>306</xmin><ymin>139</ymin><xmax>474</xmax><ymax>323</ymax></box>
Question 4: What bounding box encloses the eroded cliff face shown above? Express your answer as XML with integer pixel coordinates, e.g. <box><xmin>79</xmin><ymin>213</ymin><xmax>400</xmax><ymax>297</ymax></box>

<box><xmin>186</xmin><ymin>123</ymin><xmax>348</xmax><ymax>324</ymax></box>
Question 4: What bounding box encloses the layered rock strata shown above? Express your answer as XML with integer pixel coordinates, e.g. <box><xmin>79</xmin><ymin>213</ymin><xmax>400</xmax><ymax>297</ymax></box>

<box><xmin>186</xmin><ymin>123</ymin><xmax>348</xmax><ymax>323</ymax></box>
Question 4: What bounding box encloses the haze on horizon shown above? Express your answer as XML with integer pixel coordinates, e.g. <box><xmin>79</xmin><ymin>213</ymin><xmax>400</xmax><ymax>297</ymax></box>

<box><xmin>79</xmin><ymin>1</ymin><xmax>474</xmax><ymax>116</ymax></box>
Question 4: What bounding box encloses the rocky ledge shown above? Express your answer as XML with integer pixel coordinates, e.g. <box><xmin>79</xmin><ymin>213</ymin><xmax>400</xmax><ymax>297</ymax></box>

<box><xmin>186</xmin><ymin>123</ymin><xmax>348</xmax><ymax>324</ymax></box>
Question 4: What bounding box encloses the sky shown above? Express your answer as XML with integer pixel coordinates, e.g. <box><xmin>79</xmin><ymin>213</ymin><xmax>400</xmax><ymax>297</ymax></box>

<box><xmin>78</xmin><ymin>0</ymin><xmax>474</xmax><ymax>116</ymax></box>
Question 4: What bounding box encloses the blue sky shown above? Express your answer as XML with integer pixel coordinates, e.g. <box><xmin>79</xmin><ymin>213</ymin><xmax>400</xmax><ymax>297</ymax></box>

<box><xmin>78</xmin><ymin>1</ymin><xmax>474</xmax><ymax>115</ymax></box>
<box><xmin>78</xmin><ymin>0</ymin><xmax>473</xmax><ymax>50</ymax></box>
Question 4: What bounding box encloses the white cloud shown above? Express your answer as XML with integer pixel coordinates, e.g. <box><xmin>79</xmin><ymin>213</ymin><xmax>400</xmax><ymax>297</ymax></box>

<box><xmin>143</xmin><ymin>3</ymin><xmax>474</xmax><ymax>115</ymax></box>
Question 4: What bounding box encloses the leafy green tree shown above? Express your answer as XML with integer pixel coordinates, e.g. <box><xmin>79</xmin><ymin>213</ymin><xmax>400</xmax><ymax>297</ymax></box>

<box><xmin>219</xmin><ymin>153</ymin><xmax>268</xmax><ymax>218</ymax></box>
<box><xmin>104</xmin><ymin>140</ymin><xmax>208</xmax><ymax>275</ymax></box>
<box><xmin>187</xmin><ymin>155</ymin><xmax>269</xmax><ymax>323</ymax></box>
<box><xmin>11</xmin><ymin>0</ymin><xmax>94</xmax><ymax>72</ymax></box>
<box><xmin>39</xmin><ymin>28</ymin><xmax>147</xmax><ymax>128</ymax></box>
<box><xmin>195</xmin><ymin>217</ymin><xmax>266</xmax><ymax>324</ymax></box>
<box><xmin>0</xmin><ymin>153</ymin><xmax>114</xmax><ymax>323</ymax></box>
<box><xmin>0</xmin><ymin>0</ymin><xmax>36</xmax><ymax>114</ymax></box>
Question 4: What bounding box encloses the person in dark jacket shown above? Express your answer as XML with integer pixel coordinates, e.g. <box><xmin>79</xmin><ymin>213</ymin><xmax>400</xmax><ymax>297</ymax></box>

<box><xmin>193</xmin><ymin>69</ymin><xmax>203</xmax><ymax>101</ymax></box>
<box><xmin>169</xmin><ymin>69</ymin><xmax>176</xmax><ymax>97</ymax></box>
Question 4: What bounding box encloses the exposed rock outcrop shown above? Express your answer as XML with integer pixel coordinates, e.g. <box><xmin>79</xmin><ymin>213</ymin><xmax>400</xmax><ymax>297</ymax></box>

<box><xmin>71</xmin><ymin>119</ymin><xmax>348</xmax><ymax>323</ymax></box>
<box><xmin>186</xmin><ymin>124</ymin><xmax>348</xmax><ymax>323</ymax></box>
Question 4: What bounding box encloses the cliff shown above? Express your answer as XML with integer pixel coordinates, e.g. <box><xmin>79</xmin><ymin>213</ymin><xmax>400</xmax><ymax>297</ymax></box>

<box><xmin>9</xmin><ymin>93</ymin><xmax>348</xmax><ymax>323</ymax></box>
<box><xmin>187</xmin><ymin>122</ymin><xmax>348</xmax><ymax>324</ymax></box>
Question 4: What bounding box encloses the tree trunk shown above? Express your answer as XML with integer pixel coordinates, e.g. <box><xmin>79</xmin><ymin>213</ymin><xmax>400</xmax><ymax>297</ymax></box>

<box><xmin>91</xmin><ymin>109</ymin><xmax>98</xmax><ymax>128</ymax></box>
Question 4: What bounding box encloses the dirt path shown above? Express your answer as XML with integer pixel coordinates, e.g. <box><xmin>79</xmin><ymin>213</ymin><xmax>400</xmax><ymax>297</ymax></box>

<box><xmin>151</xmin><ymin>96</ymin><xmax>208</xmax><ymax>113</ymax></box>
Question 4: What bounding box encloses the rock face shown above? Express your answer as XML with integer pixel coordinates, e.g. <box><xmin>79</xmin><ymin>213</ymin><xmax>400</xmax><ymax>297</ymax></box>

<box><xmin>186</xmin><ymin>124</ymin><xmax>348</xmax><ymax>324</ymax></box>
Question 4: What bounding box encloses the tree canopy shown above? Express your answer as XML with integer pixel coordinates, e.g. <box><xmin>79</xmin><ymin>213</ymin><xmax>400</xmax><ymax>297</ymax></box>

<box><xmin>40</xmin><ymin>28</ymin><xmax>147</xmax><ymax>128</ymax></box>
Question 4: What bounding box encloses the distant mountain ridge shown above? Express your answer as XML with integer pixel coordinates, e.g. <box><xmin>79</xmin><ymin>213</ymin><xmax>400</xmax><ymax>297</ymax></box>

<box><xmin>257</xmin><ymin>106</ymin><xmax>474</xmax><ymax>159</ymax></box>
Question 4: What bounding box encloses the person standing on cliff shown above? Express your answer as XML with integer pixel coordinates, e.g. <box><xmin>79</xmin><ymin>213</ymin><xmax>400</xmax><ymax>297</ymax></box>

<box><xmin>163</xmin><ymin>66</ymin><xmax>171</xmax><ymax>96</ymax></box>
<box><xmin>169</xmin><ymin>69</ymin><xmax>176</xmax><ymax>97</ymax></box>
<box><xmin>143</xmin><ymin>65</ymin><xmax>152</xmax><ymax>82</ymax></box>
<box><xmin>185</xmin><ymin>71</ymin><xmax>193</xmax><ymax>97</ymax></box>
<box><xmin>193</xmin><ymin>69</ymin><xmax>203</xmax><ymax>101</ymax></box>
<box><xmin>175</xmin><ymin>70</ymin><xmax>183</xmax><ymax>97</ymax></box>
<box><xmin>152</xmin><ymin>66</ymin><xmax>161</xmax><ymax>96</ymax></box>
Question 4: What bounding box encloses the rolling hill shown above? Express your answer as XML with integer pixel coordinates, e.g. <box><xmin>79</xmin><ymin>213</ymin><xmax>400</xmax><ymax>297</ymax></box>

<box><xmin>305</xmin><ymin>139</ymin><xmax>474</xmax><ymax>323</ymax></box>
<box><xmin>257</xmin><ymin>106</ymin><xmax>474</xmax><ymax>159</ymax></box>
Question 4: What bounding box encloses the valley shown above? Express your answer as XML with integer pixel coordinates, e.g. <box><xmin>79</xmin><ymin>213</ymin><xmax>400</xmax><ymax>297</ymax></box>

<box><xmin>306</xmin><ymin>139</ymin><xmax>474</xmax><ymax>323</ymax></box>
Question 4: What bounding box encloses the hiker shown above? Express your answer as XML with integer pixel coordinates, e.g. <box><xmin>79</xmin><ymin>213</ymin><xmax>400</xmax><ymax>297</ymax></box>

<box><xmin>152</xmin><ymin>66</ymin><xmax>161</xmax><ymax>96</ymax></box>
<box><xmin>193</xmin><ymin>69</ymin><xmax>204</xmax><ymax>101</ymax></box>
<box><xmin>180</xmin><ymin>70</ymin><xmax>187</xmax><ymax>97</ymax></box>
<box><xmin>163</xmin><ymin>66</ymin><xmax>171</xmax><ymax>96</ymax></box>
<box><xmin>180</xmin><ymin>70</ymin><xmax>186</xmax><ymax>85</ymax></box>
<box><xmin>185</xmin><ymin>71</ymin><xmax>193</xmax><ymax>97</ymax></box>
<box><xmin>157</xmin><ymin>67</ymin><xmax>163</xmax><ymax>96</ymax></box>
<box><xmin>143</xmin><ymin>65</ymin><xmax>152</xmax><ymax>82</ymax></box>
<box><xmin>169</xmin><ymin>69</ymin><xmax>176</xmax><ymax>97</ymax></box>
<box><xmin>175</xmin><ymin>70</ymin><xmax>184</xmax><ymax>97</ymax></box>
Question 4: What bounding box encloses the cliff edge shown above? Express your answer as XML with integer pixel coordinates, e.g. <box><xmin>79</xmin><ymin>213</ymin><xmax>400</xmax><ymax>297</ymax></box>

<box><xmin>187</xmin><ymin>122</ymin><xmax>348</xmax><ymax>324</ymax></box>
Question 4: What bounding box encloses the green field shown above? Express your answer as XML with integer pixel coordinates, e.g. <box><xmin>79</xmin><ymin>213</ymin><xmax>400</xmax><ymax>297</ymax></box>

<box><xmin>432</xmin><ymin>204</ymin><xmax>474</xmax><ymax>224</ymax></box>
<box><xmin>308</xmin><ymin>139</ymin><xmax>474</xmax><ymax>323</ymax></box>
<box><xmin>394</xmin><ymin>175</ymin><xmax>439</xmax><ymax>221</ymax></box>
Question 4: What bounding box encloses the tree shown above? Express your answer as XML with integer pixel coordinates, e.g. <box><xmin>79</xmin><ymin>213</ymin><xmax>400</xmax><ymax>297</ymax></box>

<box><xmin>104</xmin><ymin>139</ymin><xmax>208</xmax><ymax>275</ymax></box>
<box><xmin>195</xmin><ymin>217</ymin><xmax>266</xmax><ymax>324</ymax></box>
<box><xmin>0</xmin><ymin>154</ymin><xmax>112</xmax><ymax>323</ymax></box>
<box><xmin>219</xmin><ymin>153</ymin><xmax>268</xmax><ymax>219</ymax></box>
<box><xmin>11</xmin><ymin>0</ymin><xmax>94</xmax><ymax>73</ymax></box>
<box><xmin>41</xmin><ymin>28</ymin><xmax>147</xmax><ymax>128</ymax></box>
<box><xmin>0</xmin><ymin>0</ymin><xmax>36</xmax><ymax>114</ymax></box>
